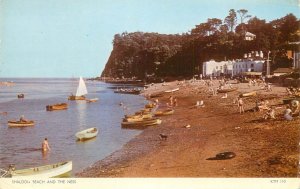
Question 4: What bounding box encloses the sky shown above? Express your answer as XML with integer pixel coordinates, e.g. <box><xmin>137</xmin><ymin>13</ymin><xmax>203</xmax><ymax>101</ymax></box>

<box><xmin>0</xmin><ymin>0</ymin><xmax>299</xmax><ymax>78</ymax></box>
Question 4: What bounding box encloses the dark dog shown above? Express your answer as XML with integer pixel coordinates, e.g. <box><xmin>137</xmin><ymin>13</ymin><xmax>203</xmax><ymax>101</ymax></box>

<box><xmin>159</xmin><ymin>134</ymin><xmax>168</xmax><ymax>140</ymax></box>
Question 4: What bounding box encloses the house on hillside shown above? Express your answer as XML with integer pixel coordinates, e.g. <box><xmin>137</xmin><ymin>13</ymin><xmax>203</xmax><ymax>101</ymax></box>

<box><xmin>245</xmin><ymin>32</ymin><xmax>256</xmax><ymax>41</ymax></box>
<box><xmin>273</xmin><ymin>68</ymin><xmax>293</xmax><ymax>76</ymax></box>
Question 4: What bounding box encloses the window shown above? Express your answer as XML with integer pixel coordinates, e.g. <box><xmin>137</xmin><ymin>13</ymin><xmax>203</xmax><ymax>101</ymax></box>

<box><xmin>216</xmin><ymin>66</ymin><xmax>218</xmax><ymax>69</ymax></box>
<box><xmin>251</xmin><ymin>64</ymin><xmax>254</xmax><ymax>68</ymax></box>
<box><xmin>220</xmin><ymin>66</ymin><xmax>223</xmax><ymax>70</ymax></box>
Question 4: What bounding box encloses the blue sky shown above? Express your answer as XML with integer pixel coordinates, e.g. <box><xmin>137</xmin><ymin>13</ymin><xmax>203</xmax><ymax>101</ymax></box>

<box><xmin>0</xmin><ymin>0</ymin><xmax>299</xmax><ymax>78</ymax></box>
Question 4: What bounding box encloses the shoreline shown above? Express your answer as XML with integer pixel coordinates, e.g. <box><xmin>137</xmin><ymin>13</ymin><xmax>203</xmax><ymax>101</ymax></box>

<box><xmin>76</xmin><ymin>80</ymin><xmax>299</xmax><ymax>177</ymax></box>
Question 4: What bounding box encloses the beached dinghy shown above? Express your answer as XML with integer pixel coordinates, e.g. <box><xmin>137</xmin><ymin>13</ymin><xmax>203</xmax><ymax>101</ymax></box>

<box><xmin>164</xmin><ymin>88</ymin><xmax>179</xmax><ymax>93</ymax></box>
<box><xmin>46</xmin><ymin>103</ymin><xmax>68</xmax><ymax>111</ymax></box>
<box><xmin>3</xmin><ymin>161</ymin><xmax>72</xmax><ymax>178</ymax></box>
<box><xmin>8</xmin><ymin>120</ymin><xmax>35</xmax><ymax>127</ymax></box>
<box><xmin>217</xmin><ymin>87</ymin><xmax>238</xmax><ymax>93</ymax></box>
<box><xmin>68</xmin><ymin>77</ymin><xmax>88</xmax><ymax>100</ymax></box>
<box><xmin>121</xmin><ymin>118</ymin><xmax>162</xmax><ymax>128</ymax></box>
<box><xmin>154</xmin><ymin>109</ymin><xmax>174</xmax><ymax>116</ymax></box>
<box><xmin>240</xmin><ymin>91</ymin><xmax>257</xmax><ymax>97</ymax></box>
<box><xmin>75</xmin><ymin>127</ymin><xmax>98</xmax><ymax>141</ymax></box>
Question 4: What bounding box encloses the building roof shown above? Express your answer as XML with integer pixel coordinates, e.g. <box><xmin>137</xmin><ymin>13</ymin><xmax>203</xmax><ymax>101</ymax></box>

<box><xmin>273</xmin><ymin>68</ymin><xmax>293</xmax><ymax>73</ymax></box>
<box><xmin>245</xmin><ymin>32</ymin><xmax>256</xmax><ymax>37</ymax></box>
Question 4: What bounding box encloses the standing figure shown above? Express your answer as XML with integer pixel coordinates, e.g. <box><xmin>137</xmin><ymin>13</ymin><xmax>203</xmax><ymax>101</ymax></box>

<box><xmin>237</xmin><ymin>97</ymin><xmax>245</xmax><ymax>114</ymax></box>
<box><xmin>42</xmin><ymin>138</ymin><xmax>51</xmax><ymax>152</ymax></box>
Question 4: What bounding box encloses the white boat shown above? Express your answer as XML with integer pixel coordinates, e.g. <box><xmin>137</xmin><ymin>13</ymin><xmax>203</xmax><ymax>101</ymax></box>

<box><xmin>75</xmin><ymin>127</ymin><xmax>98</xmax><ymax>141</ymax></box>
<box><xmin>86</xmin><ymin>98</ymin><xmax>99</xmax><ymax>103</ymax></box>
<box><xmin>68</xmin><ymin>77</ymin><xmax>88</xmax><ymax>100</ymax></box>
<box><xmin>164</xmin><ymin>88</ymin><xmax>179</xmax><ymax>93</ymax></box>
<box><xmin>6</xmin><ymin>161</ymin><xmax>72</xmax><ymax>178</ymax></box>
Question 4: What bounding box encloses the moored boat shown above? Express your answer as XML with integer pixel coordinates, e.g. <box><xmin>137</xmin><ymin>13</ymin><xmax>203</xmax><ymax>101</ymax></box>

<box><xmin>145</xmin><ymin>103</ymin><xmax>156</xmax><ymax>108</ymax></box>
<box><xmin>239</xmin><ymin>91</ymin><xmax>257</xmax><ymax>97</ymax></box>
<box><xmin>86</xmin><ymin>98</ymin><xmax>99</xmax><ymax>103</ymax></box>
<box><xmin>154</xmin><ymin>109</ymin><xmax>174</xmax><ymax>116</ymax></box>
<box><xmin>68</xmin><ymin>77</ymin><xmax>88</xmax><ymax>100</ymax></box>
<box><xmin>8</xmin><ymin>120</ymin><xmax>35</xmax><ymax>127</ymax></box>
<box><xmin>217</xmin><ymin>87</ymin><xmax>238</xmax><ymax>93</ymax></box>
<box><xmin>283</xmin><ymin>97</ymin><xmax>300</xmax><ymax>104</ymax></box>
<box><xmin>75</xmin><ymin>127</ymin><xmax>98</xmax><ymax>141</ymax></box>
<box><xmin>46</xmin><ymin>103</ymin><xmax>68</xmax><ymax>111</ymax></box>
<box><xmin>4</xmin><ymin>161</ymin><xmax>72</xmax><ymax>178</ymax></box>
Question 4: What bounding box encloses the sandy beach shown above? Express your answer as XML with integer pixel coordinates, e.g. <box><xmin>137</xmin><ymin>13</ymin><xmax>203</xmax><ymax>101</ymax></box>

<box><xmin>77</xmin><ymin>80</ymin><xmax>299</xmax><ymax>177</ymax></box>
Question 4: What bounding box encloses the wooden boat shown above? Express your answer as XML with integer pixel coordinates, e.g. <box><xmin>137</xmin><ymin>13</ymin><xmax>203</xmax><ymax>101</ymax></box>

<box><xmin>114</xmin><ymin>88</ymin><xmax>141</xmax><ymax>95</ymax></box>
<box><xmin>6</xmin><ymin>161</ymin><xmax>72</xmax><ymax>178</ymax></box>
<box><xmin>86</xmin><ymin>98</ymin><xmax>99</xmax><ymax>103</ymax></box>
<box><xmin>134</xmin><ymin>109</ymin><xmax>152</xmax><ymax>115</ymax></box>
<box><xmin>46</xmin><ymin>103</ymin><xmax>68</xmax><ymax>111</ymax></box>
<box><xmin>239</xmin><ymin>91</ymin><xmax>257</xmax><ymax>97</ymax></box>
<box><xmin>164</xmin><ymin>88</ymin><xmax>179</xmax><ymax>93</ymax></box>
<box><xmin>121</xmin><ymin>118</ymin><xmax>162</xmax><ymax>128</ymax></box>
<box><xmin>217</xmin><ymin>87</ymin><xmax>238</xmax><ymax>93</ymax></box>
<box><xmin>283</xmin><ymin>97</ymin><xmax>300</xmax><ymax>104</ymax></box>
<box><xmin>149</xmin><ymin>92</ymin><xmax>164</xmax><ymax>98</ymax></box>
<box><xmin>154</xmin><ymin>109</ymin><xmax>174</xmax><ymax>116</ymax></box>
<box><xmin>8</xmin><ymin>120</ymin><xmax>35</xmax><ymax>127</ymax></box>
<box><xmin>75</xmin><ymin>127</ymin><xmax>98</xmax><ymax>141</ymax></box>
<box><xmin>125</xmin><ymin>113</ymin><xmax>152</xmax><ymax>119</ymax></box>
<box><xmin>145</xmin><ymin>103</ymin><xmax>156</xmax><ymax>108</ymax></box>
<box><xmin>68</xmin><ymin>77</ymin><xmax>88</xmax><ymax>100</ymax></box>
<box><xmin>17</xmin><ymin>94</ymin><xmax>24</xmax><ymax>99</ymax></box>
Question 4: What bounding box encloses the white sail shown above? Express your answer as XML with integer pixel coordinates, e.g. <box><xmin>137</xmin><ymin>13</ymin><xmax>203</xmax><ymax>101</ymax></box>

<box><xmin>75</xmin><ymin>77</ymin><xmax>88</xmax><ymax>96</ymax></box>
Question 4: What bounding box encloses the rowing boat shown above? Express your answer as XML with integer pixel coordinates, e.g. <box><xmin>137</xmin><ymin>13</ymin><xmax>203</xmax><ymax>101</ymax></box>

<box><xmin>86</xmin><ymin>98</ymin><xmax>99</xmax><ymax>103</ymax></box>
<box><xmin>217</xmin><ymin>87</ymin><xmax>238</xmax><ymax>93</ymax></box>
<box><xmin>121</xmin><ymin>118</ymin><xmax>162</xmax><ymax>128</ymax></box>
<box><xmin>75</xmin><ymin>127</ymin><xmax>98</xmax><ymax>141</ymax></box>
<box><xmin>6</xmin><ymin>161</ymin><xmax>72</xmax><ymax>178</ymax></box>
<box><xmin>239</xmin><ymin>91</ymin><xmax>257</xmax><ymax>97</ymax></box>
<box><xmin>8</xmin><ymin>120</ymin><xmax>35</xmax><ymax>127</ymax></box>
<box><xmin>46</xmin><ymin>103</ymin><xmax>68</xmax><ymax>111</ymax></box>
<box><xmin>154</xmin><ymin>109</ymin><xmax>174</xmax><ymax>116</ymax></box>
<box><xmin>164</xmin><ymin>88</ymin><xmax>179</xmax><ymax>93</ymax></box>
<box><xmin>145</xmin><ymin>103</ymin><xmax>156</xmax><ymax>108</ymax></box>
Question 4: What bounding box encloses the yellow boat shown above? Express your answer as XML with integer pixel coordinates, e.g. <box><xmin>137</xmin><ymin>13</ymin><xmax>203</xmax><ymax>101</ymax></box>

<box><xmin>154</xmin><ymin>109</ymin><xmax>174</xmax><ymax>116</ymax></box>
<box><xmin>145</xmin><ymin>103</ymin><xmax>156</xmax><ymax>108</ymax></box>
<box><xmin>8</xmin><ymin>120</ymin><xmax>35</xmax><ymax>127</ymax></box>
<box><xmin>4</xmin><ymin>161</ymin><xmax>72</xmax><ymax>178</ymax></box>
<box><xmin>239</xmin><ymin>91</ymin><xmax>257</xmax><ymax>97</ymax></box>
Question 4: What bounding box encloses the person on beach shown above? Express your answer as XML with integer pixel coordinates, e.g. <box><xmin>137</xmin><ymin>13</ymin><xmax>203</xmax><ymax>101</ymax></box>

<box><xmin>283</xmin><ymin>105</ymin><xmax>293</xmax><ymax>121</ymax></box>
<box><xmin>173</xmin><ymin>97</ymin><xmax>178</xmax><ymax>106</ymax></box>
<box><xmin>169</xmin><ymin>96</ymin><xmax>174</xmax><ymax>106</ymax></box>
<box><xmin>263</xmin><ymin>107</ymin><xmax>276</xmax><ymax>120</ymax></box>
<box><xmin>221</xmin><ymin>93</ymin><xmax>228</xmax><ymax>99</ymax></box>
<box><xmin>42</xmin><ymin>138</ymin><xmax>51</xmax><ymax>152</ymax></box>
<box><xmin>237</xmin><ymin>97</ymin><xmax>245</xmax><ymax>114</ymax></box>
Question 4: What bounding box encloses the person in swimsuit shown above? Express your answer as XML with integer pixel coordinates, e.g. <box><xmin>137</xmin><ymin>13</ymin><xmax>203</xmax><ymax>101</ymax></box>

<box><xmin>237</xmin><ymin>97</ymin><xmax>245</xmax><ymax>114</ymax></box>
<box><xmin>42</xmin><ymin>138</ymin><xmax>51</xmax><ymax>152</ymax></box>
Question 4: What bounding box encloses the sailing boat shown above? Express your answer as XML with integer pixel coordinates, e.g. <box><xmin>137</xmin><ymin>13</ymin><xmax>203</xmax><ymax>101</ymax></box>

<box><xmin>68</xmin><ymin>77</ymin><xmax>88</xmax><ymax>100</ymax></box>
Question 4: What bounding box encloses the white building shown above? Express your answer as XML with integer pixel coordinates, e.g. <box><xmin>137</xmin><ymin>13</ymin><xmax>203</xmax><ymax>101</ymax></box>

<box><xmin>202</xmin><ymin>51</ymin><xmax>265</xmax><ymax>77</ymax></box>
<box><xmin>245</xmin><ymin>32</ymin><xmax>256</xmax><ymax>41</ymax></box>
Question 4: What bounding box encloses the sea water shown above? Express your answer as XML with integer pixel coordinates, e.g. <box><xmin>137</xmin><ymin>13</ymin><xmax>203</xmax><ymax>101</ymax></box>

<box><xmin>0</xmin><ymin>78</ymin><xmax>146</xmax><ymax>174</ymax></box>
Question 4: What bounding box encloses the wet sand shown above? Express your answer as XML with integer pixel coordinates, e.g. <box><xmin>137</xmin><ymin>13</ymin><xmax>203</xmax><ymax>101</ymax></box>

<box><xmin>77</xmin><ymin>80</ymin><xmax>300</xmax><ymax>177</ymax></box>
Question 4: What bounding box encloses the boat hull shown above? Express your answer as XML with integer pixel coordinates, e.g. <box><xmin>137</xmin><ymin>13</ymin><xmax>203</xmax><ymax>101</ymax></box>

<box><xmin>240</xmin><ymin>91</ymin><xmax>257</xmax><ymax>97</ymax></box>
<box><xmin>75</xmin><ymin>128</ymin><xmax>98</xmax><ymax>141</ymax></box>
<box><xmin>154</xmin><ymin>109</ymin><xmax>174</xmax><ymax>116</ymax></box>
<box><xmin>68</xmin><ymin>95</ymin><xmax>86</xmax><ymax>100</ymax></box>
<box><xmin>10</xmin><ymin>161</ymin><xmax>72</xmax><ymax>178</ymax></box>
<box><xmin>46</xmin><ymin>103</ymin><xmax>68</xmax><ymax>111</ymax></box>
<box><xmin>121</xmin><ymin>118</ymin><xmax>162</xmax><ymax>128</ymax></box>
<box><xmin>8</xmin><ymin>121</ymin><xmax>35</xmax><ymax>127</ymax></box>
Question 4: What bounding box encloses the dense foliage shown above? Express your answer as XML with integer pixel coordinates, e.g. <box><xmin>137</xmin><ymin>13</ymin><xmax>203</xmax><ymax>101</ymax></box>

<box><xmin>101</xmin><ymin>10</ymin><xmax>299</xmax><ymax>80</ymax></box>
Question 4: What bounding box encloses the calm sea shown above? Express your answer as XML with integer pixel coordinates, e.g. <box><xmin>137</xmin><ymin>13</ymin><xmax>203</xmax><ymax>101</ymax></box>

<box><xmin>0</xmin><ymin>78</ymin><xmax>147</xmax><ymax>175</ymax></box>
